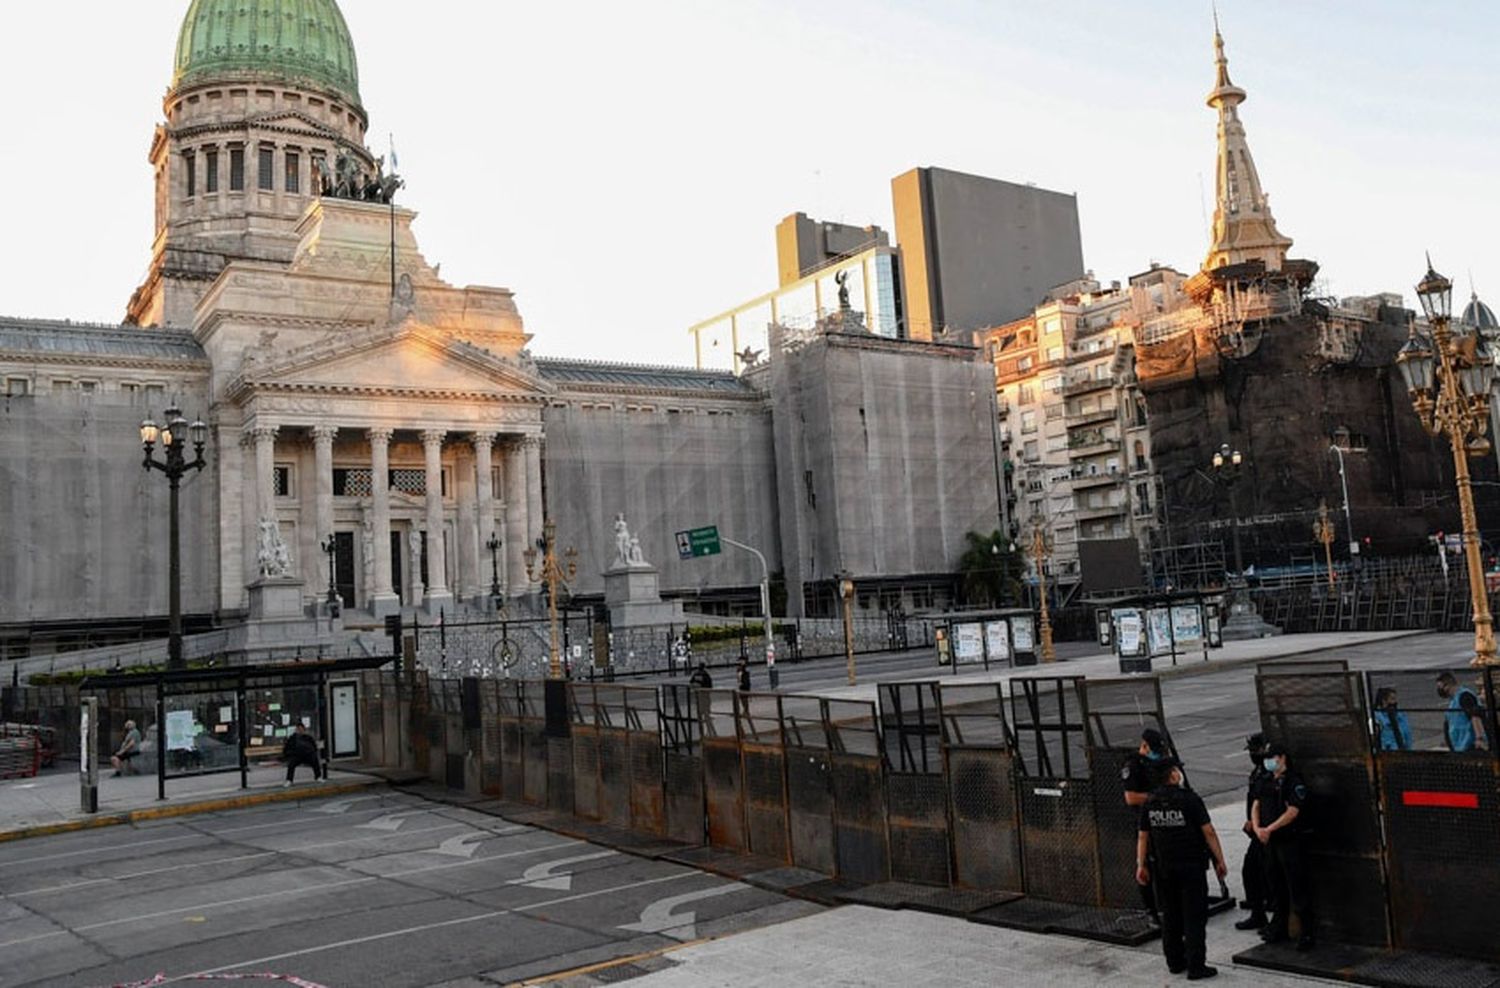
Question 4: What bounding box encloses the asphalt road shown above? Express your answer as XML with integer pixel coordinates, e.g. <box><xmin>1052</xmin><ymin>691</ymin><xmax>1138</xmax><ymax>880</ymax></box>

<box><xmin>0</xmin><ymin>792</ymin><xmax>816</xmax><ymax>988</ymax></box>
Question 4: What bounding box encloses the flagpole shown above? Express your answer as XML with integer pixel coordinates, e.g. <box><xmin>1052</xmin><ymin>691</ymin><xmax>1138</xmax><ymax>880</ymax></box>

<box><xmin>389</xmin><ymin>134</ymin><xmax>397</xmax><ymax>301</ymax></box>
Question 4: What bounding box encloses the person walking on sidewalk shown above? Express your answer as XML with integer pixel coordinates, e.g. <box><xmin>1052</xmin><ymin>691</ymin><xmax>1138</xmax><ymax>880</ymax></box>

<box><xmin>1137</xmin><ymin>757</ymin><xmax>1229</xmax><ymax>981</ymax></box>
<box><xmin>281</xmin><ymin>723</ymin><xmax>323</xmax><ymax>787</ymax></box>
<box><xmin>1234</xmin><ymin>732</ymin><xmax>1272</xmax><ymax>932</ymax></box>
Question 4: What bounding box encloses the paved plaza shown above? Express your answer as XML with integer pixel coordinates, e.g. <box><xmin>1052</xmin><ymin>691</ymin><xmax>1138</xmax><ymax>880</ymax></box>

<box><xmin>0</xmin><ymin>631</ymin><xmax>1480</xmax><ymax>987</ymax></box>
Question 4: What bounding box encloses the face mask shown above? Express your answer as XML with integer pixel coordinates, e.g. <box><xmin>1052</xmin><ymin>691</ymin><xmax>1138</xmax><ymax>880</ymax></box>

<box><xmin>1145</xmin><ymin>751</ymin><xmax>1163</xmax><ymax>761</ymax></box>
<box><xmin>1263</xmin><ymin>757</ymin><xmax>1279</xmax><ymax>773</ymax></box>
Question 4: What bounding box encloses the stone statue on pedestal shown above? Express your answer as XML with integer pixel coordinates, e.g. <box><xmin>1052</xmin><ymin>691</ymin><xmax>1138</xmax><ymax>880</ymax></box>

<box><xmin>628</xmin><ymin>535</ymin><xmax>646</xmax><ymax>567</ymax></box>
<box><xmin>256</xmin><ymin>517</ymin><xmax>290</xmax><ymax>579</ymax></box>
<box><xmin>408</xmin><ymin>527</ymin><xmax>425</xmax><ymax>598</ymax></box>
<box><xmin>613</xmin><ymin>513</ymin><xmax>633</xmax><ymax>569</ymax></box>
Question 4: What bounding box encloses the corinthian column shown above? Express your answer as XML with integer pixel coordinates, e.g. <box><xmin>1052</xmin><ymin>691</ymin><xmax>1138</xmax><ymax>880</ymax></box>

<box><xmin>473</xmin><ymin>433</ymin><xmax>498</xmax><ymax>599</ymax></box>
<box><xmin>421</xmin><ymin>429</ymin><xmax>452</xmax><ymax>612</ymax></box>
<box><xmin>524</xmin><ymin>434</ymin><xmax>543</xmax><ymax>576</ymax></box>
<box><xmin>504</xmin><ymin>437</ymin><xmax>528</xmax><ymax>594</ymax></box>
<box><xmin>251</xmin><ymin>425</ymin><xmax>278</xmax><ymax>528</ymax></box>
<box><xmin>311</xmin><ymin>425</ymin><xmax>337</xmax><ymax>549</ymax></box>
<box><xmin>367</xmin><ymin>427</ymin><xmax>399</xmax><ymax>617</ymax></box>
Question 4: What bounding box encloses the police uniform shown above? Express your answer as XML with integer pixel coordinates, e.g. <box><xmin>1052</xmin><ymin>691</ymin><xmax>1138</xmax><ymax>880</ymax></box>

<box><xmin>1140</xmin><ymin>781</ymin><xmax>1214</xmax><ymax>974</ymax></box>
<box><xmin>1124</xmin><ymin>750</ymin><xmax>1169</xmax><ymax>920</ymax></box>
<box><xmin>1237</xmin><ymin>755</ymin><xmax>1271</xmax><ymax>927</ymax></box>
<box><xmin>1256</xmin><ymin>769</ymin><xmax>1313</xmax><ymax>945</ymax></box>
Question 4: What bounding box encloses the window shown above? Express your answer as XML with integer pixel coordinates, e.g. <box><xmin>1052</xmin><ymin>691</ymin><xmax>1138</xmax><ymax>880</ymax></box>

<box><xmin>284</xmin><ymin>150</ymin><xmax>299</xmax><ymax>193</ymax></box>
<box><xmin>273</xmin><ymin>465</ymin><xmax>292</xmax><ymax>498</ymax></box>
<box><xmin>1018</xmin><ymin>384</ymin><xmax>1035</xmax><ymax>405</ymax></box>
<box><xmin>185</xmin><ymin>153</ymin><xmax>196</xmax><ymax>197</ymax></box>
<box><xmin>257</xmin><ymin>147</ymin><xmax>275</xmax><ymax>191</ymax></box>
<box><xmin>311</xmin><ymin>153</ymin><xmax>326</xmax><ymax>194</ymax></box>
<box><xmin>79</xmin><ymin>381</ymin><xmax>97</xmax><ymax>394</ymax></box>
<box><xmin>52</xmin><ymin>379</ymin><xmax>73</xmax><ymax>392</ymax></box>
<box><xmin>1020</xmin><ymin>410</ymin><xmax>1037</xmax><ymax>434</ymax></box>
<box><xmin>229</xmin><ymin>147</ymin><xmax>245</xmax><ymax>191</ymax></box>
<box><xmin>121</xmin><ymin>382</ymin><xmax>140</xmax><ymax>395</ymax></box>
<box><xmin>144</xmin><ymin>384</ymin><xmax>166</xmax><ymax>402</ymax></box>
<box><xmin>1017</xmin><ymin>356</ymin><xmax>1034</xmax><ymax>373</ymax></box>
<box><xmin>5</xmin><ymin>377</ymin><xmax>30</xmax><ymax>396</ymax></box>
<box><xmin>1046</xmin><ymin>346</ymin><xmax>1063</xmax><ymax>363</ymax></box>
<box><xmin>1022</xmin><ymin>439</ymin><xmax>1039</xmax><ymax>461</ymax></box>
<box><xmin>1043</xmin><ymin>375</ymin><xmax>1063</xmax><ymax>393</ymax></box>
<box><xmin>205</xmin><ymin>148</ymin><xmax>219</xmax><ymax>192</ymax></box>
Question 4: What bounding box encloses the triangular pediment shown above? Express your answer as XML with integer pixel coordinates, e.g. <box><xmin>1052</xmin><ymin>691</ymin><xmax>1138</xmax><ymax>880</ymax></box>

<box><xmin>245</xmin><ymin>109</ymin><xmax>341</xmax><ymax>139</ymax></box>
<box><xmin>229</xmin><ymin>321</ymin><xmax>552</xmax><ymax>401</ymax></box>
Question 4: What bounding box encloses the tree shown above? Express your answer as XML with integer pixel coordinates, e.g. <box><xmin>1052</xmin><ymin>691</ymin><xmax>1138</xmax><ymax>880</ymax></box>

<box><xmin>958</xmin><ymin>529</ymin><xmax>1023</xmax><ymax>607</ymax></box>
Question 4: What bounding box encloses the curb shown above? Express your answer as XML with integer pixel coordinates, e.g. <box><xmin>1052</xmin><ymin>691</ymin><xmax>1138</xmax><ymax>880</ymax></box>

<box><xmin>0</xmin><ymin>777</ymin><xmax>386</xmax><ymax>844</ymax></box>
<box><xmin>1147</xmin><ymin>629</ymin><xmax>1433</xmax><ymax>682</ymax></box>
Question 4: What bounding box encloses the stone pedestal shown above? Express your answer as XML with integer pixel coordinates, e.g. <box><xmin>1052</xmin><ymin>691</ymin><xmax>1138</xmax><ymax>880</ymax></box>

<box><xmin>423</xmin><ymin>590</ymin><xmax>454</xmax><ymax>617</ymax></box>
<box><xmin>237</xmin><ymin>578</ymin><xmax>338</xmax><ymax>650</ymax></box>
<box><xmin>248</xmin><ymin>578</ymin><xmax>305</xmax><ymax>621</ymax></box>
<box><xmin>370</xmin><ymin>592</ymin><xmax>401</xmax><ymax>620</ymax></box>
<box><xmin>1220</xmin><ymin>581</ymin><xmax>1281</xmax><ymax>641</ymax></box>
<box><xmin>603</xmin><ymin>564</ymin><xmax>684</xmax><ymax>628</ymax></box>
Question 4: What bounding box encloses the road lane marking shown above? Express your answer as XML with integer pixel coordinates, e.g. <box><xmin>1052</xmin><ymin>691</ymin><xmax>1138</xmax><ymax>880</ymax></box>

<box><xmin>357</xmin><ymin>810</ymin><xmax>429</xmax><ymax>832</ymax></box>
<box><xmin>181</xmin><ymin>872</ymin><xmax>698</xmax><ymax>979</ymax></box>
<box><xmin>0</xmin><ymin>838</ymin><xmax>582</xmax><ymax>949</ymax></box>
<box><xmin>310</xmin><ymin>794</ymin><xmax>386</xmax><ymax>814</ymax></box>
<box><xmin>617</xmin><ymin>881</ymin><xmax>751</xmax><ymax>939</ymax></box>
<box><xmin>5</xmin><ymin>822</ymin><xmax>475</xmax><ymax>898</ymax></box>
<box><xmin>505</xmin><ymin>850</ymin><xmax>615</xmax><ymax>890</ymax></box>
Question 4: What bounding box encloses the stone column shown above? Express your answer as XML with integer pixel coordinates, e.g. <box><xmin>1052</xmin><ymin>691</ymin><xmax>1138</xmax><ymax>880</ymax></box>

<box><xmin>312</xmin><ymin>425</ymin><xmax>338</xmax><ymax>604</ymax></box>
<box><xmin>252</xmin><ymin>425</ymin><xmax>278</xmax><ymax>528</ymax></box>
<box><xmin>504</xmin><ymin>438</ymin><xmax>528</xmax><ymax>594</ymax></box>
<box><xmin>524</xmin><ymin>434</ymin><xmax>544</xmax><ymax>575</ymax></box>
<box><xmin>473</xmin><ymin>433</ymin><xmax>497</xmax><ymax>599</ymax></box>
<box><xmin>421</xmin><ymin>429</ymin><xmax>452</xmax><ymax>612</ymax></box>
<box><xmin>367</xmin><ymin>427</ymin><xmax>398</xmax><ymax>617</ymax></box>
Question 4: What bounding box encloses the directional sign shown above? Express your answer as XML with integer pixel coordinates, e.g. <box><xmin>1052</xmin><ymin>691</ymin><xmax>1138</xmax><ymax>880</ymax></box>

<box><xmin>312</xmin><ymin>794</ymin><xmax>384</xmax><ymax>814</ymax></box>
<box><xmin>358</xmin><ymin>810</ymin><xmax>425</xmax><ymax>832</ymax></box>
<box><xmin>618</xmin><ymin>882</ymin><xmax>750</xmax><ymax>939</ymax></box>
<box><xmin>676</xmin><ymin>525</ymin><xmax>721</xmax><ymax>560</ymax></box>
<box><xmin>431</xmin><ymin>832</ymin><xmax>487</xmax><ymax>859</ymax></box>
<box><xmin>507</xmin><ymin>850</ymin><xmax>615</xmax><ymax>891</ymax></box>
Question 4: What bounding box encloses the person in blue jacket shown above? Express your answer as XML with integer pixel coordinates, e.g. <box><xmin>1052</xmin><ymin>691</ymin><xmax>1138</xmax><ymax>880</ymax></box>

<box><xmin>1371</xmin><ymin>687</ymin><xmax>1413</xmax><ymax>751</ymax></box>
<box><xmin>1436</xmin><ymin>672</ymin><xmax>1490</xmax><ymax>752</ymax></box>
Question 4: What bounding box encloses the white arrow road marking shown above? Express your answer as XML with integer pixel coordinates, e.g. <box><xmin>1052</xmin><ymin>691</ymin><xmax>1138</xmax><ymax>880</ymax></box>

<box><xmin>311</xmin><ymin>795</ymin><xmax>385</xmax><ymax>814</ymax></box>
<box><xmin>618</xmin><ymin>882</ymin><xmax>751</xmax><ymax>940</ymax></box>
<box><xmin>431</xmin><ymin>832</ymin><xmax>487</xmax><ymax>859</ymax></box>
<box><xmin>506</xmin><ymin>850</ymin><xmax>615</xmax><ymax>890</ymax></box>
<box><xmin>357</xmin><ymin>811</ymin><xmax>426</xmax><ymax>832</ymax></box>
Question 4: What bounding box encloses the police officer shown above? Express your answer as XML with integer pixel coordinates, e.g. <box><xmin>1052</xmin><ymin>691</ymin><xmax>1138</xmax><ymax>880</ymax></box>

<box><xmin>1234</xmin><ymin>732</ymin><xmax>1272</xmax><ymax>932</ymax></box>
<box><xmin>1124</xmin><ymin>727</ymin><xmax>1173</xmax><ymax>922</ymax></box>
<box><xmin>1137</xmin><ymin>757</ymin><xmax>1229</xmax><ymax>980</ymax></box>
<box><xmin>1251</xmin><ymin>741</ymin><xmax>1314</xmax><ymax>950</ymax></box>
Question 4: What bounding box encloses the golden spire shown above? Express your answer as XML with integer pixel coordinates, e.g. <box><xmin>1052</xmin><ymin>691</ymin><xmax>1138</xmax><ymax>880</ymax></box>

<box><xmin>1202</xmin><ymin>16</ymin><xmax>1292</xmax><ymax>273</ymax></box>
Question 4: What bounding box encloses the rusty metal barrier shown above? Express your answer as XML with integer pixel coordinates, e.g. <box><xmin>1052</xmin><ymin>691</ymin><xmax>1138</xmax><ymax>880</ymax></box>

<box><xmin>661</xmin><ymin>683</ymin><xmax>705</xmax><ymax>845</ymax></box>
<box><xmin>1011</xmin><ymin>677</ymin><xmax>1100</xmax><ymax>905</ymax></box>
<box><xmin>880</xmin><ymin>682</ymin><xmax>951</xmax><ymax>886</ymax></box>
<box><xmin>699</xmin><ymin>689</ymin><xmax>747</xmax><ymax>850</ymax></box>
<box><xmin>826</xmin><ymin>697</ymin><xmax>889</xmax><ymax>883</ymax></box>
<box><xmin>938</xmin><ymin>682</ymin><xmax>1022</xmax><ymax>892</ymax></box>
<box><xmin>623</xmin><ymin>686</ymin><xmax>666</xmax><ymax>836</ymax></box>
<box><xmin>518</xmin><ymin>681</ymin><xmax>549</xmax><ymax>806</ymax></box>
<box><xmin>781</xmin><ymin>693</ymin><xmax>836</xmax><ymax>875</ymax></box>
<box><xmin>1083</xmin><ymin>677</ymin><xmax>1170</xmax><ymax>909</ymax></box>
<box><xmin>498</xmin><ymin>680</ymin><xmax>525</xmax><ymax>802</ymax></box>
<box><xmin>569</xmin><ymin>684</ymin><xmax>603</xmax><ymax>820</ymax></box>
<box><xmin>593</xmin><ymin>685</ymin><xmax>633</xmax><ymax>829</ymax></box>
<box><xmin>442</xmin><ymin>679</ymin><xmax>466</xmax><ymax>790</ymax></box>
<box><xmin>479</xmin><ymin>679</ymin><xmax>502</xmax><ymax>796</ymax></box>
<box><xmin>409</xmin><ymin>672</ymin><xmax>431</xmax><ymax>782</ymax></box>
<box><xmin>1256</xmin><ymin>670</ymin><xmax>1389</xmax><ymax>948</ymax></box>
<box><xmin>738</xmin><ymin>692</ymin><xmax>791</xmax><ymax>862</ymax></box>
<box><xmin>1368</xmin><ymin>667</ymin><xmax>1500</xmax><ymax>961</ymax></box>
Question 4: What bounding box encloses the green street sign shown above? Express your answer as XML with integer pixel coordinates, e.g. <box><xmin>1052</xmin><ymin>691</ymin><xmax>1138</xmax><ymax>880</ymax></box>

<box><xmin>676</xmin><ymin>525</ymin><xmax>721</xmax><ymax>560</ymax></box>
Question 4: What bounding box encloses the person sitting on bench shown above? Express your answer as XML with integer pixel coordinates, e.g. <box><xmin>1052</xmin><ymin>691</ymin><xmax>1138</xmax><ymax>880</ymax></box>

<box><xmin>110</xmin><ymin>720</ymin><xmax>141</xmax><ymax>776</ymax></box>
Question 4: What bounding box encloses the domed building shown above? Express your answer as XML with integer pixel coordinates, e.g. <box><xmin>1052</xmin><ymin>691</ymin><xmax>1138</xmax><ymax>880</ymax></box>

<box><xmin>129</xmin><ymin>0</ymin><xmax>375</xmax><ymax>328</ymax></box>
<box><xmin>0</xmin><ymin>0</ymin><xmax>999</xmax><ymax>664</ymax></box>
<box><xmin>1462</xmin><ymin>292</ymin><xmax>1498</xmax><ymax>334</ymax></box>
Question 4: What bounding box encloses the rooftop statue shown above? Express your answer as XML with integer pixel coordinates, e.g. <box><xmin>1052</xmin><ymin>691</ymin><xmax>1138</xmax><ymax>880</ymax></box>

<box><xmin>319</xmin><ymin>147</ymin><xmax>403</xmax><ymax>205</ymax></box>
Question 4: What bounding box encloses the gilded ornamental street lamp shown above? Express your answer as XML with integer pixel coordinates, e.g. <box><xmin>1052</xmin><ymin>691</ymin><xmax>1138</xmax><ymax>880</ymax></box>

<box><xmin>140</xmin><ymin>405</ymin><xmax>208</xmax><ymax>670</ymax></box>
<box><xmin>524</xmin><ymin>520</ymin><xmax>577</xmax><ymax>679</ymax></box>
<box><xmin>1397</xmin><ymin>259</ymin><xmax>1497</xmax><ymax>666</ymax></box>
<box><xmin>1312</xmin><ymin>501</ymin><xmax>1336</xmax><ymax>589</ymax></box>
<box><xmin>485</xmin><ymin>533</ymin><xmax>503</xmax><ymax>606</ymax></box>
<box><xmin>1027</xmin><ymin>517</ymin><xmax>1056</xmax><ymax>663</ymax></box>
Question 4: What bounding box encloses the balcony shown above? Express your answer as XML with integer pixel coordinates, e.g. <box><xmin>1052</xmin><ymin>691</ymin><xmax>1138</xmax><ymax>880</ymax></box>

<box><xmin>1065</xmin><ymin>406</ymin><xmax>1118</xmax><ymax>428</ymax></box>
<box><xmin>1062</xmin><ymin>375</ymin><xmax>1114</xmax><ymax>398</ymax></box>
<box><xmin>1068</xmin><ymin>435</ymin><xmax>1120</xmax><ymax>458</ymax></box>
<box><xmin>1076</xmin><ymin>502</ymin><xmax>1128</xmax><ymax>522</ymax></box>
<box><xmin>1071</xmin><ymin>471</ymin><xmax>1122</xmax><ymax>490</ymax></box>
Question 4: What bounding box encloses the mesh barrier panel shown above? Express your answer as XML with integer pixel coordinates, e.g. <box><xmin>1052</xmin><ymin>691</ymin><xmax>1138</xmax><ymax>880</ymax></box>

<box><xmin>598</xmin><ymin>730</ymin><xmax>631</xmax><ymax>828</ymax></box>
<box><xmin>664</xmin><ymin>750</ymin><xmax>705</xmax><ymax>845</ymax></box>
<box><xmin>1083</xmin><ymin>679</ymin><xmax>1169</xmax><ymax>910</ymax></box>
<box><xmin>826</xmin><ymin>698</ymin><xmax>888</xmax><ymax>883</ymax></box>
<box><xmin>1018</xmin><ymin>779</ymin><xmax>1101</xmax><ymax>905</ymax></box>
<box><xmin>409</xmin><ymin>676</ymin><xmax>431</xmax><ymax>781</ymax></box>
<box><xmin>1012</xmin><ymin>678</ymin><xmax>1090</xmax><ymax>780</ymax></box>
<box><xmin>1256</xmin><ymin>671</ymin><xmax>1388</xmax><ymax>948</ymax></box>
<box><xmin>519</xmin><ymin>682</ymin><xmax>548</xmax><ymax>806</ymax></box>
<box><xmin>622</xmin><ymin>687</ymin><xmax>665</xmax><ymax>836</ymax></box>
<box><xmin>571</xmin><ymin>726</ymin><xmax>601</xmax><ymax>820</ymax></box>
<box><xmin>885</xmin><ymin>773</ymin><xmax>951</xmax><ymax>886</ymax></box>
<box><xmin>945</xmin><ymin>747</ymin><xmax>1022</xmax><ymax>891</ymax></box>
<box><xmin>699</xmin><ymin>689</ymin><xmax>746</xmax><ymax>850</ymax></box>
<box><xmin>786</xmin><ymin>745</ymin><xmax>836</xmax><ymax>874</ymax></box>
<box><xmin>547</xmin><ymin>736</ymin><xmax>573</xmax><ymax>813</ymax></box>
<box><xmin>480</xmin><ymin>680</ymin><xmax>501</xmax><ymax>795</ymax></box>
<box><xmin>737</xmin><ymin>693</ymin><xmax>790</xmax><ymax>862</ymax></box>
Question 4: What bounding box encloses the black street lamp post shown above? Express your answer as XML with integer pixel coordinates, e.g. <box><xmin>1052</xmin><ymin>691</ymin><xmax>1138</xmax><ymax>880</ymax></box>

<box><xmin>320</xmin><ymin>536</ymin><xmax>340</xmax><ymax>614</ymax></box>
<box><xmin>140</xmin><ymin>405</ymin><xmax>208</xmax><ymax>670</ymax></box>
<box><xmin>486</xmin><ymin>533</ymin><xmax>503</xmax><ymax>604</ymax></box>
<box><xmin>1210</xmin><ymin>443</ymin><xmax>1245</xmax><ymax>576</ymax></box>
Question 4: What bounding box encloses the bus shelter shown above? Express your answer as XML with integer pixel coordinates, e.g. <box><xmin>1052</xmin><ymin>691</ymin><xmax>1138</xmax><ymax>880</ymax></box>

<box><xmin>1092</xmin><ymin>591</ymin><xmax>1221</xmax><ymax>673</ymax></box>
<box><xmin>81</xmin><ymin>654</ymin><xmax>393</xmax><ymax>803</ymax></box>
<box><xmin>938</xmin><ymin>608</ymin><xmax>1040</xmax><ymax>670</ymax></box>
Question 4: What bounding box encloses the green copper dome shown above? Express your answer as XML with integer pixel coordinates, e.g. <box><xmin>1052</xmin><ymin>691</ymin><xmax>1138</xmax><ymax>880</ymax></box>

<box><xmin>172</xmin><ymin>0</ymin><xmax>362</xmax><ymax>109</ymax></box>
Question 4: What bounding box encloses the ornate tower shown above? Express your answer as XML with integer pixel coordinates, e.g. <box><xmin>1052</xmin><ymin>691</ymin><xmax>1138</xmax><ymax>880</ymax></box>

<box><xmin>127</xmin><ymin>0</ymin><xmax>375</xmax><ymax>328</ymax></box>
<box><xmin>1202</xmin><ymin>19</ymin><xmax>1293</xmax><ymax>273</ymax></box>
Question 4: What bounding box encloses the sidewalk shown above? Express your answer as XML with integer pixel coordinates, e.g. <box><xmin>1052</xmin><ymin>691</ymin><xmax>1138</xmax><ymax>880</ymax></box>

<box><xmin>0</xmin><ymin>761</ymin><xmax>385</xmax><ymax>842</ymax></box>
<box><xmin>816</xmin><ymin>629</ymin><xmax>1427</xmax><ymax>700</ymax></box>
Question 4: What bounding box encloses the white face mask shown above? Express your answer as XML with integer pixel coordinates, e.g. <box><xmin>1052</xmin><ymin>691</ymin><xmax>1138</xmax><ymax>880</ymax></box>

<box><xmin>1263</xmin><ymin>757</ymin><xmax>1280</xmax><ymax>773</ymax></box>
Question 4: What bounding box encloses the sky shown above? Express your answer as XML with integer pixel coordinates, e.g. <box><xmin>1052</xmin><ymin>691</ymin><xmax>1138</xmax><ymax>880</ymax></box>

<box><xmin>1</xmin><ymin>1</ymin><xmax>1496</xmax><ymax>367</ymax></box>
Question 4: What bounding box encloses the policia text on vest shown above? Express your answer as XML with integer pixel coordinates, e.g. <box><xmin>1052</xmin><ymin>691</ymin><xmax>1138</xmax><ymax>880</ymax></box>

<box><xmin>1137</xmin><ymin>759</ymin><xmax>1229</xmax><ymax>981</ymax></box>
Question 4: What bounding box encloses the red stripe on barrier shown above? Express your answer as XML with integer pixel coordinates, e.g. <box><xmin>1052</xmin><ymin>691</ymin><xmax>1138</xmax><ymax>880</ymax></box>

<box><xmin>1402</xmin><ymin>790</ymin><xmax>1479</xmax><ymax>810</ymax></box>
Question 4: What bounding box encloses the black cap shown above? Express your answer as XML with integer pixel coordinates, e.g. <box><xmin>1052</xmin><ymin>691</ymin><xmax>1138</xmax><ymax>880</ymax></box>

<box><xmin>1264</xmin><ymin>741</ymin><xmax>1289</xmax><ymax>759</ymax></box>
<box><xmin>1141</xmin><ymin>728</ymin><xmax>1168</xmax><ymax>755</ymax></box>
<box><xmin>1245</xmin><ymin>732</ymin><xmax>1267</xmax><ymax>752</ymax></box>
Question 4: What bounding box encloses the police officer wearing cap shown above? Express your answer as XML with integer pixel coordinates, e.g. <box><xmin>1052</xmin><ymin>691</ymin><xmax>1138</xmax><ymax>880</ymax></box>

<box><xmin>1124</xmin><ymin>727</ymin><xmax>1173</xmax><ymax>922</ymax></box>
<box><xmin>1251</xmin><ymin>741</ymin><xmax>1314</xmax><ymax>950</ymax></box>
<box><xmin>1137</xmin><ymin>756</ymin><xmax>1229</xmax><ymax>980</ymax></box>
<box><xmin>1234</xmin><ymin>733</ymin><xmax>1272</xmax><ymax>932</ymax></box>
